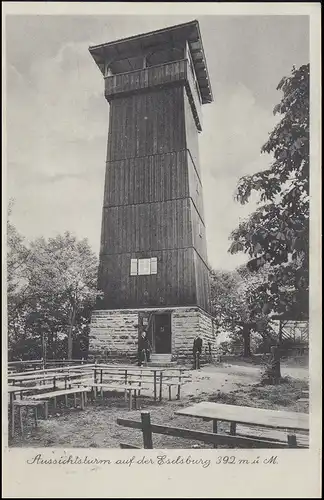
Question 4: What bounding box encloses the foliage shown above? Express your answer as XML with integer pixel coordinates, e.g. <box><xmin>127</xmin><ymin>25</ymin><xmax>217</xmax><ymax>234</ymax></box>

<box><xmin>210</xmin><ymin>267</ymin><xmax>275</xmax><ymax>356</ymax></box>
<box><xmin>7</xmin><ymin>210</ymin><xmax>100</xmax><ymax>360</ymax></box>
<box><xmin>229</xmin><ymin>64</ymin><xmax>309</xmax><ymax>320</ymax></box>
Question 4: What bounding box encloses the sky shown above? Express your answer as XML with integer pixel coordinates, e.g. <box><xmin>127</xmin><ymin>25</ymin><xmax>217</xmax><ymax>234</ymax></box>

<box><xmin>6</xmin><ymin>14</ymin><xmax>309</xmax><ymax>270</ymax></box>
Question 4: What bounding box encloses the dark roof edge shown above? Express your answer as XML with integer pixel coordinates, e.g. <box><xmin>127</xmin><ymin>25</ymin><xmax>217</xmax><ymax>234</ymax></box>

<box><xmin>88</xmin><ymin>20</ymin><xmax>198</xmax><ymax>53</ymax></box>
<box><xmin>194</xmin><ymin>21</ymin><xmax>213</xmax><ymax>103</ymax></box>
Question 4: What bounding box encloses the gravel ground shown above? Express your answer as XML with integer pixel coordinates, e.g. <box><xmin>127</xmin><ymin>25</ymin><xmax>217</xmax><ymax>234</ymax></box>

<box><xmin>8</xmin><ymin>361</ymin><xmax>309</xmax><ymax>449</ymax></box>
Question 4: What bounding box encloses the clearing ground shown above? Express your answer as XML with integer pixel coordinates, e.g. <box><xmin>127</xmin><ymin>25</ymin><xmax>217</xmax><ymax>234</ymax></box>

<box><xmin>9</xmin><ymin>360</ymin><xmax>309</xmax><ymax>449</ymax></box>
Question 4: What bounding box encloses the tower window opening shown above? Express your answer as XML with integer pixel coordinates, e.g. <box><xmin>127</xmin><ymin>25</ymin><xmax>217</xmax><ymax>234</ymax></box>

<box><xmin>130</xmin><ymin>257</ymin><xmax>158</xmax><ymax>276</ymax></box>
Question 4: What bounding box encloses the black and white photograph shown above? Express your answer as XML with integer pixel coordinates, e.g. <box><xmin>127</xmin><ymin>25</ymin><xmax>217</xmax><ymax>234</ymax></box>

<box><xmin>3</xmin><ymin>4</ymin><xmax>321</xmax><ymax>482</ymax></box>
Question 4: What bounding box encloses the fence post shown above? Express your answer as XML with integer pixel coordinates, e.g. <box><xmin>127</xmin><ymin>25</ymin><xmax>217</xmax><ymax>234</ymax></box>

<box><xmin>177</xmin><ymin>370</ymin><xmax>182</xmax><ymax>400</ymax></box>
<box><xmin>141</xmin><ymin>411</ymin><xmax>153</xmax><ymax>449</ymax></box>
<box><xmin>212</xmin><ymin>419</ymin><xmax>218</xmax><ymax>449</ymax></box>
<box><xmin>287</xmin><ymin>434</ymin><xmax>297</xmax><ymax>448</ymax></box>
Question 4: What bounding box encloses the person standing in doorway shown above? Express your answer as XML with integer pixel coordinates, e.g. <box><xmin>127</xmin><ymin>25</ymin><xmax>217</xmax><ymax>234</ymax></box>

<box><xmin>138</xmin><ymin>331</ymin><xmax>151</xmax><ymax>366</ymax></box>
<box><xmin>193</xmin><ymin>334</ymin><xmax>203</xmax><ymax>370</ymax></box>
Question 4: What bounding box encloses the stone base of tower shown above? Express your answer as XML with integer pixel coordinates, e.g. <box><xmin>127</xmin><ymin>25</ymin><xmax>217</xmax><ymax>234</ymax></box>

<box><xmin>88</xmin><ymin>306</ymin><xmax>216</xmax><ymax>365</ymax></box>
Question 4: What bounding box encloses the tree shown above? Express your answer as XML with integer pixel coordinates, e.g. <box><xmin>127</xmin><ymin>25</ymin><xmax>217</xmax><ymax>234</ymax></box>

<box><xmin>229</xmin><ymin>64</ymin><xmax>309</xmax><ymax>321</ymax></box>
<box><xmin>6</xmin><ymin>218</ymin><xmax>101</xmax><ymax>360</ymax></box>
<box><xmin>7</xmin><ymin>202</ymin><xmax>33</xmax><ymax>358</ymax></box>
<box><xmin>210</xmin><ymin>267</ymin><xmax>274</xmax><ymax>357</ymax></box>
<box><xmin>24</xmin><ymin>232</ymin><xmax>101</xmax><ymax>360</ymax></box>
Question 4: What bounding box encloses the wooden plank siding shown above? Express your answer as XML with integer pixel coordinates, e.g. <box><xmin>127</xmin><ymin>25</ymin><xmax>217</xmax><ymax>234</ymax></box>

<box><xmin>98</xmin><ymin>248</ymin><xmax>197</xmax><ymax>309</ymax></box>
<box><xmin>99</xmin><ymin>65</ymin><xmax>211</xmax><ymax>312</ymax></box>
<box><xmin>184</xmin><ymin>92</ymin><xmax>201</xmax><ymax>179</ymax></box>
<box><xmin>194</xmin><ymin>250</ymin><xmax>211</xmax><ymax>312</ymax></box>
<box><xmin>106</xmin><ymin>87</ymin><xmax>186</xmax><ymax>161</ymax></box>
<box><xmin>187</xmin><ymin>152</ymin><xmax>205</xmax><ymax>221</ymax></box>
<box><xmin>100</xmin><ymin>199</ymin><xmax>193</xmax><ymax>255</ymax></box>
<box><xmin>103</xmin><ymin>151</ymin><xmax>189</xmax><ymax>207</ymax></box>
<box><xmin>104</xmin><ymin>59</ymin><xmax>202</xmax><ymax>131</ymax></box>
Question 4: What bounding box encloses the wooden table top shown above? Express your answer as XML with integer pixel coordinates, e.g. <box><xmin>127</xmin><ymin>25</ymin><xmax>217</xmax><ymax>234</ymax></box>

<box><xmin>8</xmin><ymin>372</ymin><xmax>88</xmax><ymax>382</ymax></box>
<box><xmin>175</xmin><ymin>402</ymin><xmax>309</xmax><ymax>432</ymax></box>
<box><xmin>8</xmin><ymin>385</ymin><xmax>33</xmax><ymax>393</ymax></box>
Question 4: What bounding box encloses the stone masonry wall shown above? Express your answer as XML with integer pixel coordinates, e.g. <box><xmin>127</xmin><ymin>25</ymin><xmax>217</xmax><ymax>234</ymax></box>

<box><xmin>171</xmin><ymin>307</ymin><xmax>214</xmax><ymax>364</ymax></box>
<box><xmin>198</xmin><ymin>311</ymin><xmax>217</xmax><ymax>362</ymax></box>
<box><xmin>171</xmin><ymin>308</ymin><xmax>200</xmax><ymax>363</ymax></box>
<box><xmin>89</xmin><ymin>307</ymin><xmax>215</xmax><ymax>363</ymax></box>
<box><xmin>89</xmin><ymin>310</ymin><xmax>138</xmax><ymax>362</ymax></box>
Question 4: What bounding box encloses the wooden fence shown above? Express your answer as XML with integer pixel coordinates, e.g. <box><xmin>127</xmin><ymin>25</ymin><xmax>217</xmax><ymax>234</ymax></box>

<box><xmin>117</xmin><ymin>411</ymin><xmax>297</xmax><ymax>449</ymax></box>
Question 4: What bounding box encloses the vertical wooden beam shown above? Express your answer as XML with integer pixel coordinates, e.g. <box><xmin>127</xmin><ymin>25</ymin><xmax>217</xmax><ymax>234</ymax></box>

<box><xmin>153</xmin><ymin>371</ymin><xmax>157</xmax><ymax>401</ymax></box>
<box><xmin>44</xmin><ymin>401</ymin><xmax>49</xmax><ymax>420</ymax></box>
<box><xmin>19</xmin><ymin>406</ymin><xmax>24</xmax><ymax>436</ymax></box>
<box><xmin>230</xmin><ymin>422</ymin><xmax>236</xmax><ymax>435</ymax></box>
<box><xmin>212</xmin><ymin>419</ymin><xmax>218</xmax><ymax>449</ymax></box>
<box><xmin>11</xmin><ymin>402</ymin><xmax>15</xmax><ymax>438</ymax></box>
<box><xmin>287</xmin><ymin>434</ymin><xmax>297</xmax><ymax>448</ymax></box>
<box><xmin>80</xmin><ymin>392</ymin><xmax>85</xmax><ymax>410</ymax></box>
<box><xmin>34</xmin><ymin>407</ymin><xmax>38</xmax><ymax>427</ymax></box>
<box><xmin>141</xmin><ymin>411</ymin><xmax>153</xmax><ymax>449</ymax></box>
<box><xmin>159</xmin><ymin>372</ymin><xmax>163</xmax><ymax>402</ymax></box>
<box><xmin>177</xmin><ymin>370</ymin><xmax>182</xmax><ymax>400</ymax></box>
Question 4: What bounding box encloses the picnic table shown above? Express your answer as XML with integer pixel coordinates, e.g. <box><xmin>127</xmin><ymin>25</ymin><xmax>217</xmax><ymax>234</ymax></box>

<box><xmin>175</xmin><ymin>402</ymin><xmax>309</xmax><ymax>447</ymax></box>
<box><xmin>8</xmin><ymin>371</ymin><xmax>92</xmax><ymax>389</ymax></box>
<box><xmin>92</xmin><ymin>365</ymin><xmax>191</xmax><ymax>401</ymax></box>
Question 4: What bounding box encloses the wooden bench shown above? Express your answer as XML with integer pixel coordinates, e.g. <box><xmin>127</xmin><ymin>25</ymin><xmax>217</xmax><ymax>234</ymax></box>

<box><xmin>92</xmin><ymin>369</ymin><xmax>191</xmax><ymax>401</ymax></box>
<box><xmin>29</xmin><ymin>387</ymin><xmax>90</xmax><ymax>410</ymax></box>
<box><xmin>11</xmin><ymin>399</ymin><xmax>49</xmax><ymax>438</ymax></box>
<box><xmin>91</xmin><ymin>383</ymin><xmax>143</xmax><ymax>410</ymax></box>
<box><xmin>92</xmin><ymin>366</ymin><xmax>191</xmax><ymax>401</ymax></box>
<box><xmin>117</xmin><ymin>411</ymin><xmax>297</xmax><ymax>449</ymax></box>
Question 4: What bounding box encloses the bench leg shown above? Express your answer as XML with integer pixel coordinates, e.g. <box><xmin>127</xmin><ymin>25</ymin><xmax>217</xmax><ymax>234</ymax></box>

<box><xmin>168</xmin><ymin>386</ymin><xmax>172</xmax><ymax>401</ymax></box>
<box><xmin>287</xmin><ymin>434</ymin><xmax>297</xmax><ymax>447</ymax></box>
<box><xmin>34</xmin><ymin>407</ymin><xmax>38</xmax><ymax>427</ymax></box>
<box><xmin>229</xmin><ymin>422</ymin><xmax>236</xmax><ymax>448</ymax></box>
<box><xmin>53</xmin><ymin>397</ymin><xmax>57</xmax><ymax>409</ymax></box>
<box><xmin>128</xmin><ymin>390</ymin><xmax>132</xmax><ymax>410</ymax></box>
<box><xmin>74</xmin><ymin>393</ymin><xmax>77</xmax><ymax>407</ymax></box>
<box><xmin>177</xmin><ymin>384</ymin><xmax>181</xmax><ymax>400</ymax></box>
<box><xmin>84</xmin><ymin>392</ymin><xmax>88</xmax><ymax>404</ymax></box>
<box><xmin>133</xmin><ymin>390</ymin><xmax>137</xmax><ymax>410</ymax></box>
<box><xmin>80</xmin><ymin>393</ymin><xmax>85</xmax><ymax>410</ymax></box>
<box><xmin>11</xmin><ymin>403</ymin><xmax>15</xmax><ymax>438</ymax></box>
<box><xmin>65</xmin><ymin>394</ymin><xmax>68</xmax><ymax>407</ymax></box>
<box><xmin>19</xmin><ymin>407</ymin><xmax>24</xmax><ymax>436</ymax></box>
<box><xmin>44</xmin><ymin>402</ymin><xmax>48</xmax><ymax>420</ymax></box>
<box><xmin>230</xmin><ymin>422</ymin><xmax>236</xmax><ymax>435</ymax></box>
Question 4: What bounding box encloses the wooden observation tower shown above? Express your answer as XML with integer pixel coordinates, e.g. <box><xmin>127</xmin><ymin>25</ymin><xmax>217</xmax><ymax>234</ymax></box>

<box><xmin>89</xmin><ymin>21</ymin><xmax>216</xmax><ymax>363</ymax></box>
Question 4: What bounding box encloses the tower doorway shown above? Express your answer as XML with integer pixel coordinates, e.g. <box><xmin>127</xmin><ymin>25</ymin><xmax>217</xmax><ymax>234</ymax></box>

<box><xmin>152</xmin><ymin>313</ymin><xmax>172</xmax><ymax>354</ymax></box>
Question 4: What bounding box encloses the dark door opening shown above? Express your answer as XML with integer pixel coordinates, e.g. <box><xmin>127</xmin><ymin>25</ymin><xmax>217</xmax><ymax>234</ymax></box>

<box><xmin>153</xmin><ymin>313</ymin><xmax>172</xmax><ymax>354</ymax></box>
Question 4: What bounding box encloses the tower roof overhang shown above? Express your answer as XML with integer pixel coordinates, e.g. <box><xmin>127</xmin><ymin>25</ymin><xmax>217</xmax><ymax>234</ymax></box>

<box><xmin>89</xmin><ymin>20</ymin><xmax>213</xmax><ymax>104</ymax></box>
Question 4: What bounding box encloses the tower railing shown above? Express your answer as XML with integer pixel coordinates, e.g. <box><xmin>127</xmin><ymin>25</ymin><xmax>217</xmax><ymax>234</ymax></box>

<box><xmin>104</xmin><ymin>59</ymin><xmax>202</xmax><ymax>131</ymax></box>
